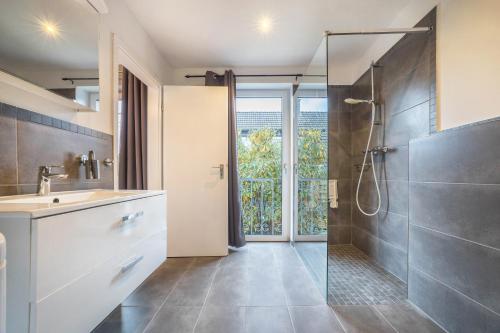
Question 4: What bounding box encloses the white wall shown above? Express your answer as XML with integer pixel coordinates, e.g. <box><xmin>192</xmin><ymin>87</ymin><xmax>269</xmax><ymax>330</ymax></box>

<box><xmin>436</xmin><ymin>0</ymin><xmax>500</xmax><ymax>129</ymax></box>
<box><xmin>0</xmin><ymin>0</ymin><xmax>172</xmax><ymax>134</ymax></box>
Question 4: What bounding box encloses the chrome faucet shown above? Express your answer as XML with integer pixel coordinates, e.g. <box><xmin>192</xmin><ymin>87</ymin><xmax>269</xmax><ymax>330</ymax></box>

<box><xmin>38</xmin><ymin>165</ymin><xmax>69</xmax><ymax>196</ymax></box>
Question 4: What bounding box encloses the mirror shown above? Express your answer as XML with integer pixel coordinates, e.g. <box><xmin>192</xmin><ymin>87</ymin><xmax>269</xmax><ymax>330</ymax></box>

<box><xmin>0</xmin><ymin>0</ymin><xmax>100</xmax><ymax>111</ymax></box>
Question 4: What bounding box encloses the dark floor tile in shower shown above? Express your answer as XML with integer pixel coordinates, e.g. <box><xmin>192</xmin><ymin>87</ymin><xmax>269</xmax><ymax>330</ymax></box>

<box><xmin>328</xmin><ymin>245</ymin><xmax>406</xmax><ymax>306</ymax></box>
<box><xmin>375</xmin><ymin>303</ymin><xmax>445</xmax><ymax>333</ymax></box>
<box><xmin>333</xmin><ymin>305</ymin><xmax>396</xmax><ymax>333</ymax></box>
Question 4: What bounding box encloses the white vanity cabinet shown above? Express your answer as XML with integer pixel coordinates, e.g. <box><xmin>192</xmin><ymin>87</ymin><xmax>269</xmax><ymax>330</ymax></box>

<box><xmin>0</xmin><ymin>191</ymin><xmax>167</xmax><ymax>333</ymax></box>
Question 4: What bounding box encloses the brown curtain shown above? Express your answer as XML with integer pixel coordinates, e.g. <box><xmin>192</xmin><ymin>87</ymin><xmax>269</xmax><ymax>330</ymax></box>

<box><xmin>119</xmin><ymin>67</ymin><xmax>148</xmax><ymax>190</ymax></box>
<box><xmin>205</xmin><ymin>70</ymin><xmax>246</xmax><ymax>248</ymax></box>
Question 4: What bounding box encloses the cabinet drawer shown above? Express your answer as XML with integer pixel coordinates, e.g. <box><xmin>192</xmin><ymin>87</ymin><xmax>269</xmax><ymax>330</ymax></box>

<box><xmin>34</xmin><ymin>194</ymin><xmax>166</xmax><ymax>300</ymax></box>
<box><xmin>34</xmin><ymin>231</ymin><xmax>166</xmax><ymax>333</ymax></box>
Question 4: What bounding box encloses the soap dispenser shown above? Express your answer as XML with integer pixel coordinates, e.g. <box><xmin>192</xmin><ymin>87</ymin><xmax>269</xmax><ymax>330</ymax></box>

<box><xmin>86</xmin><ymin>150</ymin><xmax>100</xmax><ymax>180</ymax></box>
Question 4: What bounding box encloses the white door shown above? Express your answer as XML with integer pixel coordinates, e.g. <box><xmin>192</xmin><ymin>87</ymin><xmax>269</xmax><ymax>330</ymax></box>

<box><xmin>163</xmin><ymin>86</ymin><xmax>228</xmax><ymax>257</ymax></box>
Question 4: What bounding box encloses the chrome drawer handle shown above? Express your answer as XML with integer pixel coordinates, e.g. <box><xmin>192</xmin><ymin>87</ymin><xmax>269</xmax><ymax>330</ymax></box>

<box><xmin>121</xmin><ymin>211</ymin><xmax>144</xmax><ymax>225</ymax></box>
<box><xmin>120</xmin><ymin>255</ymin><xmax>144</xmax><ymax>273</ymax></box>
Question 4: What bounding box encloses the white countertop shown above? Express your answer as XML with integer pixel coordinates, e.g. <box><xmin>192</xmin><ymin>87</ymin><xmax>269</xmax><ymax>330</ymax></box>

<box><xmin>0</xmin><ymin>189</ymin><xmax>166</xmax><ymax>218</ymax></box>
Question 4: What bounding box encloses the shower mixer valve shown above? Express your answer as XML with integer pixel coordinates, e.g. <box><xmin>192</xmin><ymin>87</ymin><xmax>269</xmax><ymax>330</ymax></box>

<box><xmin>362</xmin><ymin>146</ymin><xmax>393</xmax><ymax>155</ymax></box>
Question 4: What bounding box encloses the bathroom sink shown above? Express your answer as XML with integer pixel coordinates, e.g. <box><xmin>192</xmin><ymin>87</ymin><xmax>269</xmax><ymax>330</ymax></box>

<box><xmin>0</xmin><ymin>190</ymin><xmax>136</xmax><ymax>205</ymax></box>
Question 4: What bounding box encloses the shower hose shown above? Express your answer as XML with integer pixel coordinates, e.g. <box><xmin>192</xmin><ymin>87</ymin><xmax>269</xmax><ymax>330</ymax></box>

<box><xmin>355</xmin><ymin>101</ymin><xmax>381</xmax><ymax>216</ymax></box>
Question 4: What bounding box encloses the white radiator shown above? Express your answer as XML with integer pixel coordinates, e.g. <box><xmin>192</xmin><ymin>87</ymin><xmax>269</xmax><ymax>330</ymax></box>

<box><xmin>0</xmin><ymin>233</ymin><xmax>5</xmax><ymax>333</ymax></box>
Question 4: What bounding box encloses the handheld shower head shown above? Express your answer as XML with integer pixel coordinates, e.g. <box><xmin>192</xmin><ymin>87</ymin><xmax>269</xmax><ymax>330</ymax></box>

<box><xmin>344</xmin><ymin>98</ymin><xmax>373</xmax><ymax>105</ymax></box>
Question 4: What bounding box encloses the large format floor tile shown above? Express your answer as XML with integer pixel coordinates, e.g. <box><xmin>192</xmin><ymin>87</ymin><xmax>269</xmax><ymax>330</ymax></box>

<box><xmin>143</xmin><ymin>305</ymin><xmax>201</xmax><ymax>333</ymax></box>
<box><xmin>333</xmin><ymin>305</ymin><xmax>396</xmax><ymax>333</ymax></box>
<box><xmin>93</xmin><ymin>242</ymin><xmax>445</xmax><ymax>333</ymax></box>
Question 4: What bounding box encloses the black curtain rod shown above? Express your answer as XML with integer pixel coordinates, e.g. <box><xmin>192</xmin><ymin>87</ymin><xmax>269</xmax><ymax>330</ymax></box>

<box><xmin>62</xmin><ymin>77</ymin><xmax>99</xmax><ymax>85</ymax></box>
<box><xmin>184</xmin><ymin>73</ymin><xmax>326</xmax><ymax>78</ymax></box>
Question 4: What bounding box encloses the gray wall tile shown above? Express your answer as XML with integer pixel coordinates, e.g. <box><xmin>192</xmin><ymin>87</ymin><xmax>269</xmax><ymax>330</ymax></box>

<box><xmin>378</xmin><ymin>211</ymin><xmax>408</xmax><ymax>251</ymax></box>
<box><xmin>352</xmin><ymin>207</ymin><xmax>378</xmax><ymax>235</ymax></box>
<box><xmin>352</xmin><ymin>227</ymin><xmax>378</xmax><ymax>259</ymax></box>
<box><xmin>328</xmin><ymin>225</ymin><xmax>351</xmax><ymax>245</ymax></box>
<box><xmin>377</xmin><ymin>239</ymin><xmax>407</xmax><ymax>282</ymax></box>
<box><xmin>380</xmin><ymin>180</ymin><xmax>409</xmax><ymax>216</ymax></box>
<box><xmin>17</xmin><ymin>121</ymin><xmax>113</xmax><ymax>191</ymax></box>
<box><xmin>0</xmin><ymin>186</ymin><xmax>17</xmax><ymax>196</ymax></box>
<box><xmin>409</xmin><ymin>118</ymin><xmax>500</xmax><ymax>184</ymax></box>
<box><xmin>409</xmin><ymin>225</ymin><xmax>500</xmax><ymax>314</ymax></box>
<box><xmin>383</xmin><ymin>102</ymin><xmax>430</xmax><ymax>147</ymax></box>
<box><xmin>329</xmin><ymin>201</ymin><xmax>351</xmax><ymax>226</ymax></box>
<box><xmin>0</xmin><ymin>103</ymin><xmax>113</xmax><ymax>195</ymax></box>
<box><xmin>410</xmin><ymin>182</ymin><xmax>500</xmax><ymax>249</ymax></box>
<box><xmin>409</xmin><ymin>268</ymin><xmax>500</xmax><ymax>333</ymax></box>
<box><xmin>378</xmin><ymin>145</ymin><xmax>409</xmax><ymax>181</ymax></box>
<box><xmin>0</xmin><ymin>104</ymin><xmax>17</xmax><ymax>185</ymax></box>
<box><xmin>382</xmin><ymin>61</ymin><xmax>431</xmax><ymax>116</ymax></box>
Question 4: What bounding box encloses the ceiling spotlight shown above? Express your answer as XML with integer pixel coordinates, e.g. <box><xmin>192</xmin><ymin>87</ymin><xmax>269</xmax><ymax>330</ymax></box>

<box><xmin>257</xmin><ymin>15</ymin><xmax>273</xmax><ymax>34</ymax></box>
<box><xmin>38</xmin><ymin>18</ymin><xmax>60</xmax><ymax>38</ymax></box>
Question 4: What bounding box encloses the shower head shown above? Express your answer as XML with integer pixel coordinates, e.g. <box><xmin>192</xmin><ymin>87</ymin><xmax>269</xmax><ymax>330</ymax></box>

<box><xmin>344</xmin><ymin>98</ymin><xmax>374</xmax><ymax>105</ymax></box>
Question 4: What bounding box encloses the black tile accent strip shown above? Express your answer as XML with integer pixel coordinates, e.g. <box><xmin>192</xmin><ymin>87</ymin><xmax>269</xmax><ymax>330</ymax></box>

<box><xmin>0</xmin><ymin>101</ymin><xmax>111</xmax><ymax>141</ymax></box>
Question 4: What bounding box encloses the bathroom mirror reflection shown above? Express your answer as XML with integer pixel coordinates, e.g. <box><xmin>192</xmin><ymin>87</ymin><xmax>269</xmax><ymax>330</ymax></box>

<box><xmin>0</xmin><ymin>0</ymin><xmax>100</xmax><ymax>110</ymax></box>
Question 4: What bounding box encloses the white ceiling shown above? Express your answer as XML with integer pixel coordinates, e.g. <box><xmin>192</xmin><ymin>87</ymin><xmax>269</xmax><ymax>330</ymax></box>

<box><xmin>124</xmin><ymin>0</ymin><xmax>416</xmax><ymax>68</ymax></box>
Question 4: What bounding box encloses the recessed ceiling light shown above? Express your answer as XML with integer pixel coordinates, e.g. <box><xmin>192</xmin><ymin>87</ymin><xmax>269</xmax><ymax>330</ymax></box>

<box><xmin>37</xmin><ymin>18</ymin><xmax>60</xmax><ymax>38</ymax></box>
<box><xmin>257</xmin><ymin>15</ymin><xmax>273</xmax><ymax>35</ymax></box>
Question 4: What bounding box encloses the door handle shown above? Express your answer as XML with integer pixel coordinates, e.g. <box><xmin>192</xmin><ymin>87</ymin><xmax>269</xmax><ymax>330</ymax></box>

<box><xmin>212</xmin><ymin>164</ymin><xmax>224</xmax><ymax>179</ymax></box>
